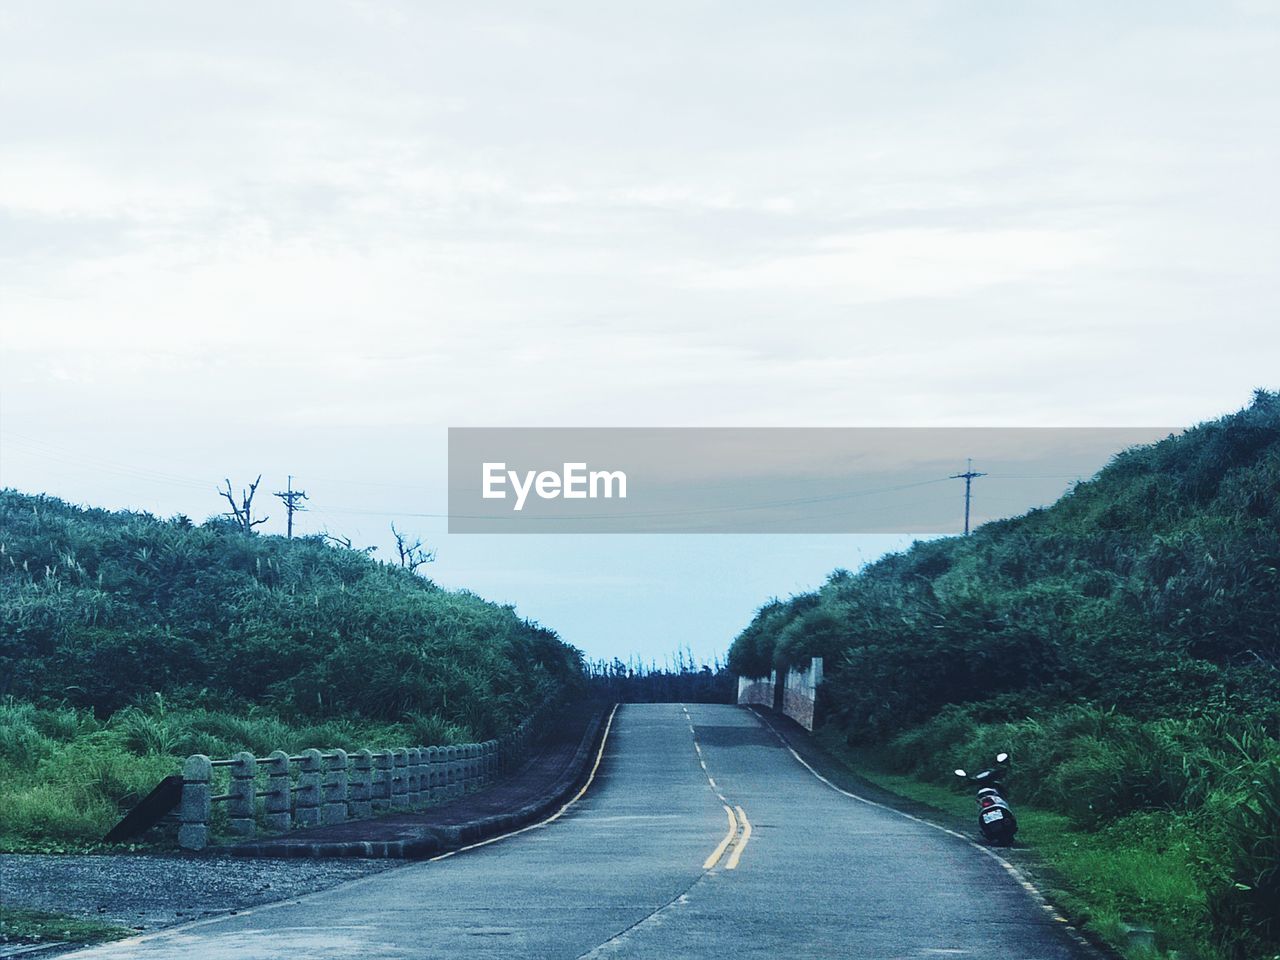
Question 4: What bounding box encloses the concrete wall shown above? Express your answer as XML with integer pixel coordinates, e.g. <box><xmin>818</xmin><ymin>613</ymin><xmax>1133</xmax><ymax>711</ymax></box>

<box><xmin>780</xmin><ymin>657</ymin><xmax>823</xmax><ymax>731</ymax></box>
<box><xmin>736</xmin><ymin>672</ymin><xmax>776</xmax><ymax>709</ymax></box>
<box><xmin>737</xmin><ymin>657</ymin><xmax>823</xmax><ymax>731</ymax></box>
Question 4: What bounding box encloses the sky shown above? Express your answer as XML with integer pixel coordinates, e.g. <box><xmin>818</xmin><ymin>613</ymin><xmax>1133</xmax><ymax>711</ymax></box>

<box><xmin>2</xmin><ymin>2</ymin><xmax>1278</xmax><ymax>663</ymax></box>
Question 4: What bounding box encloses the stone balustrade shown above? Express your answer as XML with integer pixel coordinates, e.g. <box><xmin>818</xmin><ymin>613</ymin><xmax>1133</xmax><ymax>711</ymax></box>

<box><xmin>178</xmin><ymin>717</ymin><xmax>535</xmax><ymax>850</ymax></box>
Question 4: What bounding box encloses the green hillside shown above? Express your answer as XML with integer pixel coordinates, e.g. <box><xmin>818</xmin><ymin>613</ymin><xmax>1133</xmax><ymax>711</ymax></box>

<box><xmin>0</xmin><ymin>491</ymin><xmax>582</xmax><ymax>850</ymax></box>
<box><xmin>729</xmin><ymin>389</ymin><xmax>1280</xmax><ymax>959</ymax></box>
<box><xmin>0</xmin><ymin>491</ymin><xmax>580</xmax><ymax>729</ymax></box>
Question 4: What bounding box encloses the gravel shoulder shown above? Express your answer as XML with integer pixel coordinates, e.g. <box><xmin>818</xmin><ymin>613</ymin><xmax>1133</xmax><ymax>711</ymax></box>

<box><xmin>0</xmin><ymin>853</ymin><xmax>399</xmax><ymax>954</ymax></box>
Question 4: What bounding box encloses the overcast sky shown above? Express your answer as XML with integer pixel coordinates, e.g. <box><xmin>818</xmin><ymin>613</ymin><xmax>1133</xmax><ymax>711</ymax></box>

<box><xmin>2</xmin><ymin>2</ymin><xmax>1278</xmax><ymax>663</ymax></box>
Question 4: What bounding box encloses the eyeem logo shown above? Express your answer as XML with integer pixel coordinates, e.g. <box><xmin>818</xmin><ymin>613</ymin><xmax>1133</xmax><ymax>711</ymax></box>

<box><xmin>482</xmin><ymin>462</ymin><xmax>628</xmax><ymax>512</ymax></box>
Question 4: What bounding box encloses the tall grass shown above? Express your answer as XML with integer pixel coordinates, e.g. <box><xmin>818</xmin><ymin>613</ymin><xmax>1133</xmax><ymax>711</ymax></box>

<box><xmin>0</xmin><ymin>697</ymin><xmax>478</xmax><ymax>851</ymax></box>
<box><xmin>873</xmin><ymin>704</ymin><xmax>1280</xmax><ymax>957</ymax></box>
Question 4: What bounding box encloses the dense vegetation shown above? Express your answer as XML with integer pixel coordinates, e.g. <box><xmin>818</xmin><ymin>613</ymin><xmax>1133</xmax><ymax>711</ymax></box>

<box><xmin>0</xmin><ymin>491</ymin><xmax>580</xmax><ymax>729</ymax></box>
<box><xmin>728</xmin><ymin>390</ymin><xmax>1280</xmax><ymax>959</ymax></box>
<box><xmin>0</xmin><ymin>491</ymin><xmax>582</xmax><ymax>849</ymax></box>
<box><xmin>0</xmin><ymin>697</ymin><xmax>483</xmax><ymax>851</ymax></box>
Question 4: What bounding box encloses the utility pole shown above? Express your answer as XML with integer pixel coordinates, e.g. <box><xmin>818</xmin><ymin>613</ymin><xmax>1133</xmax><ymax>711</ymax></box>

<box><xmin>949</xmin><ymin>458</ymin><xmax>986</xmax><ymax>535</ymax></box>
<box><xmin>273</xmin><ymin>475</ymin><xmax>308</xmax><ymax>538</ymax></box>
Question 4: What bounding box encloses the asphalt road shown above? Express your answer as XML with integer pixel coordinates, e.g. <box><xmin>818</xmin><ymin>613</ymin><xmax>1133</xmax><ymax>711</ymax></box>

<box><xmin>65</xmin><ymin>704</ymin><xmax>1087</xmax><ymax>959</ymax></box>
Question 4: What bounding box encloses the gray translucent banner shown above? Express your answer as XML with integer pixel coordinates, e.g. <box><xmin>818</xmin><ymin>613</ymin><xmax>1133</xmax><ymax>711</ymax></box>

<box><xmin>447</xmin><ymin>428</ymin><xmax>1172</xmax><ymax>534</ymax></box>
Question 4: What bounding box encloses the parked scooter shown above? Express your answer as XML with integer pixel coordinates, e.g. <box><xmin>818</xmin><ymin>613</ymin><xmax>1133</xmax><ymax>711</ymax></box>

<box><xmin>954</xmin><ymin>752</ymin><xmax>1018</xmax><ymax>845</ymax></box>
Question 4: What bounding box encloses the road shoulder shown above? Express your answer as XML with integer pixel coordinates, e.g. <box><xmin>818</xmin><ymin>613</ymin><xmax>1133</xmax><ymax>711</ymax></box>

<box><xmin>745</xmin><ymin>705</ymin><xmax>1119</xmax><ymax>960</ymax></box>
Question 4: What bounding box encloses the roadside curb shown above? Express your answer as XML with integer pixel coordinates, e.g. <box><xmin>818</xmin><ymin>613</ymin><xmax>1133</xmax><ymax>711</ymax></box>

<box><xmin>223</xmin><ymin>708</ymin><xmax>607</xmax><ymax>860</ymax></box>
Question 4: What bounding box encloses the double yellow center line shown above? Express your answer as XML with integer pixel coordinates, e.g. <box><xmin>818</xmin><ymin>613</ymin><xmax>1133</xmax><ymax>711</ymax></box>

<box><xmin>703</xmin><ymin>803</ymin><xmax>752</xmax><ymax>870</ymax></box>
<box><xmin>682</xmin><ymin>705</ymin><xmax>753</xmax><ymax>872</ymax></box>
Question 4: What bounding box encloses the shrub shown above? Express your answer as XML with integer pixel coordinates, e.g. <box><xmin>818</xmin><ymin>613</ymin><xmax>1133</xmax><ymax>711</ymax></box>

<box><xmin>1209</xmin><ymin>761</ymin><xmax>1280</xmax><ymax>959</ymax></box>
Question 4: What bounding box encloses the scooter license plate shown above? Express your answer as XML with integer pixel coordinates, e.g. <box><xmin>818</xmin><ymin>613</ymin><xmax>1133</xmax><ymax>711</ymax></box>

<box><xmin>982</xmin><ymin>810</ymin><xmax>1004</xmax><ymax>823</ymax></box>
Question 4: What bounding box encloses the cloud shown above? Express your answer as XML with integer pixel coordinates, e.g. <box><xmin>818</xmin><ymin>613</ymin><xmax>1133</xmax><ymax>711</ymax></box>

<box><xmin>684</xmin><ymin>227</ymin><xmax>1104</xmax><ymax>301</ymax></box>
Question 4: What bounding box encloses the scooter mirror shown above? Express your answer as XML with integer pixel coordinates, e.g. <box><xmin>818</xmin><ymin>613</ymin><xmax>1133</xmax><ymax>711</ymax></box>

<box><xmin>996</xmin><ymin>752</ymin><xmax>1009</xmax><ymax>763</ymax></box>
<box><xmin>954</xmin><ymin>769</ymin><xmax>967</xmax><ymax>778</ymax></box>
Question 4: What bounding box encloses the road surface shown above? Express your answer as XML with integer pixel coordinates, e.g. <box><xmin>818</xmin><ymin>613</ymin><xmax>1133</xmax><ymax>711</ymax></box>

<box><xmin>67</xmin><ymin>704</ymin><xmax>1086</xmax><ymax>959</ymax></box>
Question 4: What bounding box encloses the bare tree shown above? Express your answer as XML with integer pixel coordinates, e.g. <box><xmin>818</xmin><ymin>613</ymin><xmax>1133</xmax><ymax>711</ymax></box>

<box><xmin>219</xmin><ymin>476</ymin><xmax>269</xmax><ymax>533</ymax></box>
<box><xmin>322</xmin><ymin>531</ymin><xmax>377</xmax><ymax>555</ymax></box>
<box><xmin>391</xmin><ymin>523</ymin><xmax>435</xmax><ymax>572</ymax></box>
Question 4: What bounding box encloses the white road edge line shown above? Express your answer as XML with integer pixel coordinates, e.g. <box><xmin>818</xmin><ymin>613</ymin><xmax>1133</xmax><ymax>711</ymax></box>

<box><xmin>430</xmin><ymin>703</ymin><xmax>620</xmax><ymax>862</ymax></box>
<box><xmin>59</xmin><ymin>705</ymin><xmax>623</xmax><ymax>959</ymax></box>
<box><xmin>748</xmin><ymin>706</ymin><xmax>1104</xmax><ymax>955</ymax></box>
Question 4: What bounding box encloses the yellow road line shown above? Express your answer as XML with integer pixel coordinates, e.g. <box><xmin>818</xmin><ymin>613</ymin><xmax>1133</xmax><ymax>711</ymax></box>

<box><xmin>725</xmin><ymin>805</ymin><xmax>752</xmax><ymax>869</ymax></box>
<box><xmin>702</xmin><ymin>804</ymin><xmax>738</xmax><ymax>870</ymax></box>
<box><xmin>428</xmin><ymin>703</ymin><xmax>619</xmax><ymax>862</ymax></box>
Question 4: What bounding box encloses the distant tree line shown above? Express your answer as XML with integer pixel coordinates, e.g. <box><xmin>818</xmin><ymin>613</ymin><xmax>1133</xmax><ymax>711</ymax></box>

<box><xmin>585</xmin><ymin>651</ymin><xmax>735</xmax><ymax>703</ymax></box>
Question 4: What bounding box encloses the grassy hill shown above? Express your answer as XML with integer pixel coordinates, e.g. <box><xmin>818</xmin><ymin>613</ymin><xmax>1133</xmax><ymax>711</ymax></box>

<box><xmin>728</xmin><ymin>389</ymin><xmax>1280</xmax><ymax>959</ymax></box>
<box><xmin>0</xmin><ymin>490</ymin><xmax>582</xmax><ymax>850</ymax></box>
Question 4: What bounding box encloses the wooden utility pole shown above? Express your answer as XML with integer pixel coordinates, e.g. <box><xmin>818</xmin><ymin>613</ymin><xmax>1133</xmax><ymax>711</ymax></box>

<box><xmin>273</xmin><ymin>475</ymin><xmax>308</xmax><ymax>538</ymax></box>
<box><xmin>949</xmin><ymin>459</ymin><xmax>987</xmax><ymax>535</ymax></box>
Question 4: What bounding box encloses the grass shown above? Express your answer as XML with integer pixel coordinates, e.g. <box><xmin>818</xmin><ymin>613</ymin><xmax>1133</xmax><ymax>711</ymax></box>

<box><xmin>0</xmin><ymin>907</ymin><xmax>132</xmax><ymax>949</ymax></box>
<box><xmin>0</xmin><ymin>697</ymin><xmax>478</xmax><ymax>852</ymax></box>
<box><xmin>815</xmin><ymin>729</ymin><xmax>1221</xmax><ymax>960</ymax></box>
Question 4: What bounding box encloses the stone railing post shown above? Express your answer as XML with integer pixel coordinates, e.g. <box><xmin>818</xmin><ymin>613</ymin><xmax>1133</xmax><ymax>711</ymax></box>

<box><xmin>295</xmin><ymin>748</ymin><xmax>323</xmax><ymax>828</ymax></box>
<box><xmin>323</xmin><ymin>749</ymin><xmax>348</xmax><ymax>825</ymax></box>
<box><xmin>178</xmin><ymin>754</ymin><xmax>212</xmax><ymax>851</ymax></box>
<box><xmin>466</xmin><ymin>744</ymin><xmax>478</xmax><ymax>792</ymax></box>
<box><xmin>350</xmin><ymin>749</ymin><xmax>373</xmax><ymax>818</ymax></box>
<box><xmin>263</xmin><ymin>750</ymin><xmax>291</xmax><ymax>833</ymax></box>
<box><xmin>403</xmin><ymin>747</ymin><xmax>417</xmax><ymax>806</ymax></box>
<box><xmin>228</xmin><ymin>752</ymin><xmax>257</xmax><ymax>838</ymax></box>
<box><xmin>426</xmin><ymin>746</ymin><xmax>443</xmax><ymax>803</ymax></box>
<box><xmin>373</xmin><ymin>751</ymin><xmax>393</xmax><ymax>812</ymax></box>
<box><xmin>409</xmin><ymin>748</ymin><xmax>425</xmax><ymax>807</ymax></box>
<box><xmin>446</xmin><ymin>745</ymin><xmax>460</xmax><ymax>799</ymax></box>
<box><xmin>391</xmin><ymin>748</ymin><xmax>409</xmax><ymax>809</ymax></box>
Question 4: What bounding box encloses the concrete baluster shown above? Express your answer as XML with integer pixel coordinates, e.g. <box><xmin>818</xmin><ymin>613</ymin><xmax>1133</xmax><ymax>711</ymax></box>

<box><xmin>410</xmin><ymin>748</ymin><xmax>426</xmax><ymax>806</ymax></box>
<box><xmin>350</xmin><ymin>749</ymin><xmax>374</xmax><ymax>818</ymax></box>
<box><xmin>417</xmin><ymin>747</ymin><xmax>431</xmax><ymax>805</ymax></box>
<box><xmin>403</xmin><ymin>747</ymin><xmax>417</xmax><ymax>806</ymax></box>
<box><xmin>391</xmin><ymin>748</ymin><xmax>409</xmax><ymax>809</ymax></box>
<box><xmin>373</xmin><ymin>751</ymin><xmax>393</xmax><ymax>812</ymax></box>
<box><xmin>426</xmin><ymin>746</ymin><xmax>442</xmax><ymax>803</ymax></box>
<box><xmin>178</xmin><ymin>754</ymin><xmax>212</xmax><ymax>851</ymax></box>
<box><xmin>446</xmin><ymin>745</ymin><xmax>460</xmax><ymax>799</ymax></box>
<box><xmin>295</xmin><ymin>748</ymin><xmax>323</xmax><ymax>828</ymax></box>
<box><xmin>228</xmin><ymin>751</ymin><xmax>257</xmax><ymax>837</ymax></box>
<box><xmin>323</xmin><ymin>749</ymin><xmax>349</xmax><ymax>824</ymax></box>
<box><xmin>263</xmin><ymin>750</ymin><xmax>291</xmax><ymax>833</ymax></box>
